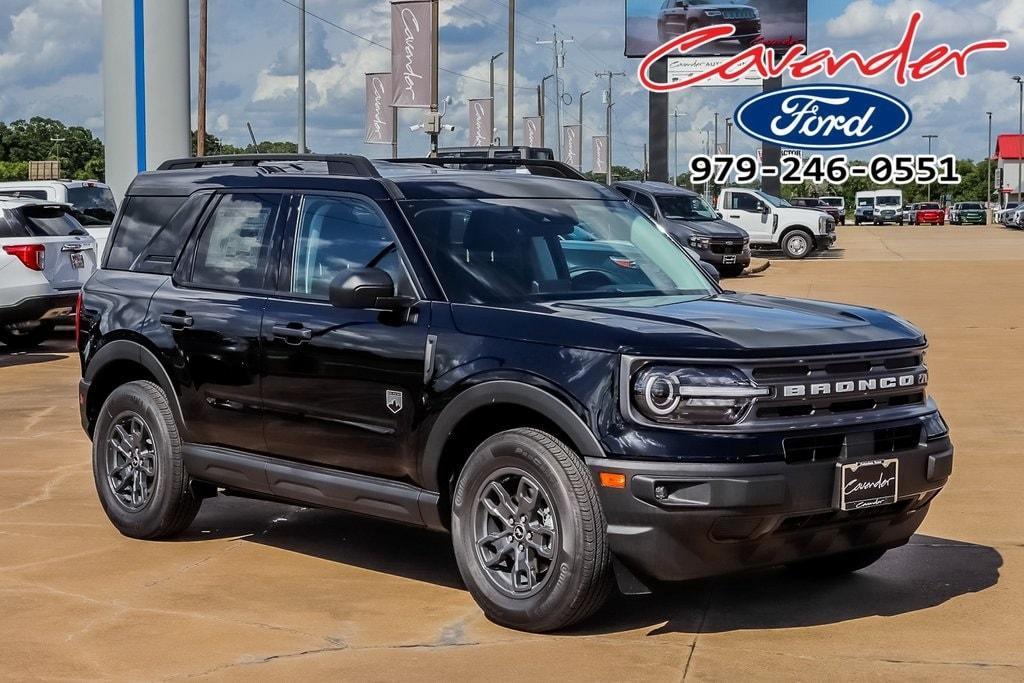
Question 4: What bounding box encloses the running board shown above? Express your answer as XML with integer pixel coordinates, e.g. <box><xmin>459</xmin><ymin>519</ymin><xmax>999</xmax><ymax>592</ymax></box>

<box><xmin>182</xmin><ymin>445</ymin><xmax>445</xmax><ymax>531</ymax></box>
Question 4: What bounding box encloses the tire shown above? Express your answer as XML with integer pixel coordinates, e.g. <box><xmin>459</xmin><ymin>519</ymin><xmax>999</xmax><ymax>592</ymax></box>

<box><xmin>786</xmin><ymin>547</ymin><xmax>888</xmax><ymax>578</ymax></box>
<box><xmin>854</xmin><ymin>218</ymin><xmax>861</xmax><ymax>226</ymax></box>
<box><xmin>939</xmin><ymin>221</ymin><xmax>945</xmax><ymax>226</ymax></box>
<box><xmin>718</xmin><ymin>265</ymin><xmax>746</xmax><ymax>278</ymax></box>
<box><xmin>92</xmin><ymin>380</ymin><xmax>201</xmax><ymax>539</ymax></box>
<box><xmin>451</xmin><ymin>428</ymin><xmax>613</xmax><ymax>632</ymax></box>
<box><xmin>0</xmin><ymin>321</ymin><xmax>55</xmax><ymax>350</ymax></box>
<box><xmin>781</xmin><ymin>230</ymin><xmax>813</xmax><ymax>259</ymax></box>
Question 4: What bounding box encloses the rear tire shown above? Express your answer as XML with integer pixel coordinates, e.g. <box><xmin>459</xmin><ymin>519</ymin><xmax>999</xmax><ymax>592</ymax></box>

<box><xmin>0</xmin><ymin>321</ymin><xmax>55</xmax><ymax>349</ymax></box>
<box><xmin>451</xmin><ymin>428</ymin><xmax>613</xmax><ymax>632</ymax></box>
<box><xmin>786</xmin><ymin>547</ymin><xmax>887</xmax><ymax>577</ymax></box>
<box><xmin>92</xmin><ymin>380</ymin><xmax>201</xmax><ymax>539</ymax></box>
<box><xmin>781</xmin><ymin>230</ymin><xmax>813</xmax><ymax>259</ymax></box>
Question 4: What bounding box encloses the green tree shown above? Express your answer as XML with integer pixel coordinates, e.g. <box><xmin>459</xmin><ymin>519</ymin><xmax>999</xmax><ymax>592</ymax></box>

<box><xmin>0</xmin><ymin>117</ymin><xmax>104</xmax><ymax>180</ymax></box>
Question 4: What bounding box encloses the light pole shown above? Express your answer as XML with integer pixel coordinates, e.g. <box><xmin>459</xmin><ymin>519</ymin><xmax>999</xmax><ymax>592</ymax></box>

<box><xmin>537</xmin><ymin>31</ymin><xmax>573</xmax><ymax>160</ymax></box>
<box><xmin>671</xmin><ymin>109</ymin><xmax>681</xmax><ymax>185</ymax></box>
<box><xmin>725</xmin><ymin>116</ymin><xmax>732</xmax><ymax>154</ymax></box>
<box><xmin>541</xmin><ymin>74</ymin><xmax>554</xmax><ymax>147</ymax></box>
<box><xmin>506</xmin><ymin>0</ymin><xmax>515</xmax><ymax>146</ymax></box>
<box><xmin>922</xmin><ymin>134</ymin><xmax>938</xmax><ymax>201</ymax></box>
<box><xmin>714</xmin><ymin>112</ymin><xmax>719</xmax><ymax>155</ymax></box>
<box><xmin>489</xmin><ymin>52</ymin><xmax>503</xmax><ymax>106</ymax></box>
<box><xmin>297</xmin><ymin>0</ymin><xmax>306</xmax><ymax>154</ymax></box>
<box><xmin>595</xmin><ymin>71</ymin><xmax>625</xmax><ymax>185</ymax></box>
<box><xmin>987</xmin><ymin>111</ymin><xmax>993</xmax><ymax>212</ymax></box>
<box><xmin>1014</xmin><ymin>76</ymin><xmax>1023</xmax><ymax>202</ymax></box>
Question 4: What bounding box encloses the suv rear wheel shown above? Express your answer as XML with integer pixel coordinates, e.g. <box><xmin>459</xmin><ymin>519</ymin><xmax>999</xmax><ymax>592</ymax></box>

<box><xmin>0</xmin><ymin>321</ymin><xmax>55</xmax><ymax>349</ymax></box>
<box><xmin>781</xmin><ymin>230</ymin><xmax>813</xmax><ymax>259</ymax></box>
<box><xmin>451</xmin><ymin>428</ymin><xmax>613</xmax><ymax>632</ymax></box>
<box><xmin>92</xmin><ymin>380</ymin><xmax>201</xmax><ymax>539</ymax></box>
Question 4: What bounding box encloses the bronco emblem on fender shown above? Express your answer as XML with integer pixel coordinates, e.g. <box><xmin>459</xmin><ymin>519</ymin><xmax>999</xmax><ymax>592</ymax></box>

<box><xmin>386</xmin><ymin>389</ymin><xmax>404</xmax><ymax>414</ymax></box>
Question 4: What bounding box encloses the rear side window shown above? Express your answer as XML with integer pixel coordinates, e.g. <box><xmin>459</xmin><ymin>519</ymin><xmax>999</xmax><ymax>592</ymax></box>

<box><xmin>190</xmin><ymin>194</ymin><xmax>280</xmax><ymax>292</ymax></box>
<box><xmin>67</xmin><ymin>186</ymin><xmax>117</xmax><ymax>224</ymax></box>
<box><xmin>0</xmin><ymin>189</ymin><xmax>48</xmax><ymax>200</ymax></box>
<box><xmin>106</xmin><ymin>196</ymin><xmax>186</xmax><ymax>270</ymax></box>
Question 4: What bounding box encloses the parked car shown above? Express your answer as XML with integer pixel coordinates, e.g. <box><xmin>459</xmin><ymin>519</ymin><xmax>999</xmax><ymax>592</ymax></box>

<box><xmin>819</xmin><ymin>195</ymin><xmax>846</xmax><ymax>224</ymax></box>
<box><xmin>657</xmin><ymin>0</ymin><xmax>762</xmax><ymax>46</ymax></box>
<box><xmin>997</xmin><ymin>202</ymin><xmax>1020</xmax><ymax>226</ymax></box>
<box><xmin>1012</xmin><ymin>204</ymin><xmax>1024</xmax><ymax>229</ymax></box>
<box><xmin>949</xmin><ymin>202</ymin><xmax>986</xmax><ymax>225</ymax></box>
<box><xmin>791</xmin><ymin>197</ymin><xmax>843</xmax><ymax>225</ymax></box>
<box><xmin>908</xmin><ymin>202</ymin><xmax>945</xmax><ymax>226</ymax></box>
<box><xmin>854</xmin><ymin>191</ymin><xmax>875</xmax><ymax>225</ymax></box>
<box><xmin>78</xmin><ymin>154</ymin><xmax>950</xmax><ymax>633</ymax></box>
<box><xmin>717</xmin><ymin>187</ymin><xmax>835</xmax><ymax>258</ymax></box>
<box><xmin>871</xmin><ymin>190</ymin><xmax>903</xmax><ymax>225</ymax></box>
<box><xmin>0</xmin><ymin>180</ymin><xmax>116</xmax><ymax>254</ymax></box>
<box><xmin>0</xmin><ymin>198</ymin><xmax>98</xmax><ymax>348</ymax></box>
<box><xmin>614</xmin><ymin>181</ymin><xmax>750</xmax><ymax>277</ymax></box>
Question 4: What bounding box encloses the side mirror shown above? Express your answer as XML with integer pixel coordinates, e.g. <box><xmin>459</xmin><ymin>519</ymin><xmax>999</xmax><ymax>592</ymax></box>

<box><xmin>760</xmin><ymin>203</ymin><xmax>771</xmax><ymax>215</ymax></box>
<box><xmin>697</xmin><ymin>259</ymin><xmax>720</xmax><ymax>282</ymax></box>
<box><xmin>328</xmin><ymin>267</ymin><xmax>412</xmax><ymax>310</ymax></box>
<box><xmin>716</xmin><ymin>211</ymin><xmax>724</xmax><ymax>220</ymax></box>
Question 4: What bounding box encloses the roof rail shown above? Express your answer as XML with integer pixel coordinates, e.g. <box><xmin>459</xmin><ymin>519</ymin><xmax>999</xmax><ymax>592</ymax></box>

<box><xmin>157</xmin><ymin>154</ymin><xmax>381</xmax><ymax>178</ymax></box>
<box><xmin>386</xmin><ymin>156</ymin><xmax>588</xmax><ymax>181</ymax></box>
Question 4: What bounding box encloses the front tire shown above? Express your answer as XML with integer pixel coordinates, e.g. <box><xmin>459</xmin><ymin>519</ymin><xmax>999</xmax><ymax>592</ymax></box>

<box><xmin>781</xmin><ymin>230</ymin><xmax>813</xmax><ymax>259</ymax></box>
<box><xmin>0</xmin><ymin>321</ymin><xmax>55</xmax><ymax>349</ymax></box>
<box><xmin>451</xmin><ymin>428</ymin><xmax>613</xmax><ymax>632</ymax></box>
<box><xmin>92</xmin><ymin>381</ymin><xmax>201</xmax><ymax>539</ymax></box>
<box><xmin>786</xmin><ymin>547</ymin><xmax>887</xmax><ymax>577</ymax></box>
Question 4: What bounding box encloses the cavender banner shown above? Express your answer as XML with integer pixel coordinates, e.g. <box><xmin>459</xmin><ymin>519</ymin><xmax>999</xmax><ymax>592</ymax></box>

<box><xmin>364</xmin><ymin>73</ymin><xmax>393</xmax><ymax>145</ymax></box>
<box><xmin>592</xmin><ymin>135</ymin><xmax>608</xmax><ymax>175</ymax></box>
<box><xmin>390</xmin><ymin>0</ymin><xmax>433</xmax><ymax>108</ymax></box>
<box><xmin>563</xmin><ymin>125</ymin><xmax>582</xmax><ymax>169</ymax></box>
<box><xmin>523</xmin><ymin>116</ymin><xmax>543</xmax><ymax>148</ymax></box>
<box><xmin>469</xmin><ymin>98</ymin><xmax>493</xmax><ymax>147</ymax></box>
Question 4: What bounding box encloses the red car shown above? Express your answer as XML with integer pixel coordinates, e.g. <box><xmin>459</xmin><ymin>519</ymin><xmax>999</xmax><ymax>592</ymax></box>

<box><xmin>910</xmin><ymin>202</ymin><xmax>944</xmax><ymax>226</ymax></box>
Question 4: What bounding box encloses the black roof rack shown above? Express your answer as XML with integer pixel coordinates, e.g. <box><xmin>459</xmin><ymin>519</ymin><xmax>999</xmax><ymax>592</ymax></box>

<box><xmin>386</xmin><ymin>156</ymin><xmax>588</xmax><ymax>181</ymax></box>
<box><xmin>157</xmin><ymin>154</ymin><xmax>381</xmax><ymax>178</ymax></box>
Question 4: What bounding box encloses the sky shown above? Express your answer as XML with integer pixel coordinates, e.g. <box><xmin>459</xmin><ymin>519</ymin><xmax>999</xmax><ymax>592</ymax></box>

<box><xmin>1</xmin><ymin>0</ymin><xmax>1022</xmax><ymax>172</ymax></box>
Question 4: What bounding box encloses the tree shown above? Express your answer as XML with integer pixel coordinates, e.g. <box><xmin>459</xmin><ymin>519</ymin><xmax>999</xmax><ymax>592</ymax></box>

<box><xmin>0</xmin><ymin>117</ymin><xmax>105</xmax><ymax>180</ymax></box>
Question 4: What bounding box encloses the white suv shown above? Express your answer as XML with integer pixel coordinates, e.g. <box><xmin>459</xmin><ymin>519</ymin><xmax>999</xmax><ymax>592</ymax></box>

<box><xmin>0</xmin><ymin>198</ymin><xmax>98</xmax><ymax>348</ymax></box>
<box><xmin>0</xmin><ymin>180</ymin><xmax>115</xmax><ymax>254</ymax></box>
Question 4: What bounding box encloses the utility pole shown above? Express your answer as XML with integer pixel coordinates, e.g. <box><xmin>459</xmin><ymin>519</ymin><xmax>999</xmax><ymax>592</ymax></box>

<box><xmin>725</xmin><ymin>116</ymin><xmax>732</xmax><ymax>154</ymax></box>
<box><xmin>922</xmin><ymin>134</ymin><xmax>938</xmax><ymax>201</ymax></box>
<box><xmin>578</xmin><ymin>89</ymin><xmax>589</xmax><ymax>136</ymax></box>
<box><xmin>507</xmin><ymin>0</ymin><xmax>515</xmax><ymax>146</ymax></box>
<box><xmin>643</xmin><ymin>143</ymin><xmax>649</xmax><ymax>180</ymax></box>
<box><xmin>429</xmin><ymin>0</ymin><xmax>439</xmax><ymax>156</ymax></box>
<box><xmin>489</xmin><ymin>52</ymin><xmax>503</xmax><ymax>106</ymax></box>
<box><xmin>671</xmin><ymin>109</ymin><xmax>680</xmax><ymax>185</ymax></box>
<box><xmin>1015</xmin><ymin>76</ymin><xmax>1023</xmax><ymax>202</ymax></box>
<box><xmin>714</xmin><ymin>112</ymin><xmax>719</xmax><ymax>155</ymax></box>
<box><xmin>536</xmin><ymin>85</ymin><xmax>542</xmax><ymax>116</ymax></box>
<box><xmin>541</xmin><ymin>74</ymin><xmax>554</xmax><ymax>146</ymax></box>
<box><xmin>297</xmin><ymin>0</ymin><xmax>306</xmax><ymax>154</ymax></box>
<box><xmin>196</xmin><ymin>0</ymin><xmax>208</xmax><ymax>156</ymax></box>
<box><xmin>595</xmin><ymin>70</ymin><xmax>625</xmax><ymax>185</ymax></box>
<box><xmin>537</xmin><ymin>30</ymin><xmax>573</xmax><ymax>161</ymax></box>
<box><xmin>987</xmin><ymin>111</ymin><xmax>993</xmax><ymax>212</ymax></box>
<box><xmin>50</xmin><ymin>137</ymin><xmax>66</xmax><ymax>173</ymax></box>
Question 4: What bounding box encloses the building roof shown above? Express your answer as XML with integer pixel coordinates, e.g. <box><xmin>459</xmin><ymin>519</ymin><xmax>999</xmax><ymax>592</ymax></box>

<box><xmin>994</xmin><ymin>134</ymin><xmax>1024</xmax><ymax>160</ymax></box>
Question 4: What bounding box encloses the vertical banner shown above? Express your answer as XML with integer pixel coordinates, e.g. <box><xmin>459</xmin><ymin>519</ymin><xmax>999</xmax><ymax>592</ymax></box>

<box><xmin>523</xmin><ymin>116</ymin><xmax>544</xmax><ymax>148</ymax></box>
<box><xmin>468</xmin><ymin>98</ymin><xmax>493</xmax><ymax>147</ymax></box>
<box><xmin>592</xmin><ymin>136</ymin><xmax>608</xmax><ymax>175</ymax></box>
<box><xmin>364</xmin><ymin>73</ymin><xmax>394</xmax><ymax>144</ymax></box>
<box><xmin>563</xmin><ymin>125</ymin><xmax>582</xmax><ymax>169</ymax></box>
<box><xmin>390</xmin><ymin>0</ymin><xmax>432</xmax><ymax>108</ymax></box>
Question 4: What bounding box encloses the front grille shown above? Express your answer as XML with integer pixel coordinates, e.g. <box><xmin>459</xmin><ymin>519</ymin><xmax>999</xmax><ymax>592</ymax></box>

<box><xmin>783</xmin><ymin>424</ymin><xmax>922</xmax><ymax>463</ymax></box>
<box><xmin>708</xmin><ymin>240</ymin><xmax>744</xmax><ymax>255</ymax></box>
<box><xmin>723</xmin><ymin>8</ymin><xmax>756</xmax><ymax>19</ymax></box>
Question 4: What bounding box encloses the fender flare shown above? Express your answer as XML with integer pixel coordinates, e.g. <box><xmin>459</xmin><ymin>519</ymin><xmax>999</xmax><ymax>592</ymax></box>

<box><xmin>419</xmin><ymin>380</ymin><xmax>606</xmax><ymax>492</ymax></box>
<box><xmin>84</xmin><ymin>339</ymin><xmax>187</xmax><ymax>431</ymax></box>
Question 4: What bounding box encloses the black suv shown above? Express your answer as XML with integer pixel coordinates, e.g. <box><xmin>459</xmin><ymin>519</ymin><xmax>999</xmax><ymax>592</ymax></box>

<box><xmin>78</xmin><ymin>154</ymin><xmax>953</xmax><ymax>633</ymax></box>
<box><xmin>614</xmin><ymin>181</ymin><xmax>750</xmax><ymax>277</ymax></box>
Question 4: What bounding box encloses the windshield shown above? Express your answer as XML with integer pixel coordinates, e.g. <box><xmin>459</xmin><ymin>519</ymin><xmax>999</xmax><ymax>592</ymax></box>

<box><xmin>655</xmin><ymin>194</ymin><xmax>718</xmax><ymax>221</ymax></box>
<box><xmin>401</xmin><ymin>198</ymin><xmax>716</xmax><ymax>305</ymax></box>
<box><xmin>876</xmin><ymin>195</ymin><xmax>901</xmax><ymax>206</ymax></box>
<box><xmin>67</xmin><ymin>186</ymin><xmax>117</xmax><ymax>223</ymax></box>
<box><xmin>754</xmin><ymin>191</ymin><xmax>791</xmax><ymax>208</ymax></box>
<box><xmin>820</xmin><ymin>197</ymin><xmax>843</xmax><ymax>207</ymax></box>
<box><xmin>19</xmin><ymin>206</ymin><xmax>87</xmax><ymax>236</ymax></box>
<box><xmin>919</xmin><ymin>203</ymin><xmax>940</xmax><ymax>210</ymax></box>
<box><xmin>959</xmin><ymin>203</ymin><xmax>982</xmax><ymax>210</ymax></box>
<box><xmin>857</xmin><ymin>197</ymin><xmax>873</xmax><ymax>207</ymax></box>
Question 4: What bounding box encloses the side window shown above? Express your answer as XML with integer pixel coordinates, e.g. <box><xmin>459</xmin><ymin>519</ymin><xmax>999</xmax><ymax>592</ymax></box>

<box><xmin>730</xmin><ymin>192</ymin><xmax>760</xmax><ymax>212</ymax></box>
<box><xmin>190</xmin><ymin>193</ymin><xmax>279</xmax><ymax>292</ymax></box>
<box><xmin>633</xmin><ymin>193</ymin><xmax>656</xmax><ymax>218</ymax></box>
<box><xmin>106</xmin><ymin>196</ymin><xmax>186</xmax><ymax>270</ymax></box>
<box><xmin>289</xmin><ymin>195</ymin><xmax>411</xmax><ymax>299</ymax></box>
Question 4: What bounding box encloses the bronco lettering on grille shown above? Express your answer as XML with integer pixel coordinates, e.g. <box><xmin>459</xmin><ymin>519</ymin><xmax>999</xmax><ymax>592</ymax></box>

<box><xmin>781</xmin><ymin>373</ymin><xmax>927</xmax><ymax>398</ymax></box>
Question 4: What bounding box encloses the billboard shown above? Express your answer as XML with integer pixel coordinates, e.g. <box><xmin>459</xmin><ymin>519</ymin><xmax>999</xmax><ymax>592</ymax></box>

<box><xmin>625</xmin><ymin>0</ymin><xmax>807</xmax><ymax>59</ymax></box>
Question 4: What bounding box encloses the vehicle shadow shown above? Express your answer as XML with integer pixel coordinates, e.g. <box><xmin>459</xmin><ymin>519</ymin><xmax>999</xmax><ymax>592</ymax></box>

<box><xmin>0</xmin><ymin>352</ymin><xmax>69</xmax><ymax>368</ymax></box>
<box><xmin>185</xmin><ymin>497</ymin><xmax>1000</xmax><ymax>633</ymax></box>
<box><xmin>0</xmin><ymin>329</ymin><xmax>75</xmax><ymax>368</ymax></box>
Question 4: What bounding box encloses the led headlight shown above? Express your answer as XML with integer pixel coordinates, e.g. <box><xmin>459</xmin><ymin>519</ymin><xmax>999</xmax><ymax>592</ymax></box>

<box><xmin>688</xmin><ymin>235</ymin><xmax>711</xmax><ymax>250</ymax></box>
<box><xmin>704</xmin><ymin>10</ymin><xmax>722</xmax><ymax>16</ymax></box>
<box><xmin>631</xmin><ymin>365</ymin><xmax>769</xmax><ymax>426</ymax></box>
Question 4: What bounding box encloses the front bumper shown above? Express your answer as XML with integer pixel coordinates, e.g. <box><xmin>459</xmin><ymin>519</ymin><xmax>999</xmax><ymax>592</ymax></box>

<box><xmin>587</xmin><ymin>436</ymin><xmax>952</xmax><ymax>582</ymax></box>
<box><xmin>0</xmin><ymin>292</ymin><xmax>78</xmax><ymax>326</ymax></box>
<box><xmin>696</xmin><ymin>246</ymin><xmax>751</xmax><ymax>270</ymax></box>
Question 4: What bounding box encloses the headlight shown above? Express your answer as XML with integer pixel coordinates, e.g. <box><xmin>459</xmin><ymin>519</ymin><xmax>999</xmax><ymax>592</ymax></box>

<box><xmin>688</xmin><ymin>235</ymin><xmax>711</xmax><ymax>250</ymax></box>
<box><xmin>704</xmin><ymin>10</ymin><xmax>722</xmax><ymax>16</ymax></box>
<box><xmin>631</xmin><ymin>365</ymin><xmax>769</xmax><ymax>426</ymax></box>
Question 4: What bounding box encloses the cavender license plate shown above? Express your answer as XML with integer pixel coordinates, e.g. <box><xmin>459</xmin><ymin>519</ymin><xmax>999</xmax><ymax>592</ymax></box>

<box><xmin>70</xmin><ymin>252</ymin><xmax>85</xmax><ymax>269</ymax></box>
<box><xmin>723</xmin><ymin>255</ymin><xmax>737</xmax><ymax>264</ymax></box>
<box><xmin>834</xmin><ymin>459</ymin><xmax>898</xmax><ymax>511</ymax></box>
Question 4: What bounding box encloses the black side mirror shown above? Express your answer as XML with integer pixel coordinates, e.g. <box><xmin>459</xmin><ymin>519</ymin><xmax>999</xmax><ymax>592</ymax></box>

<box><xmin>760</xmin><ymin>203</ymin><xmax>771</xmax><ymax>215</ymax></box>
<box><xmin>698</xmin><ymin>259</ymin><xmax>720</xmax><ymax>282</ymax></box>
<box><xmin>716</xmin><ymin>211</ymin><xmax>724</xmax><ymax>220</ymax></box>
<box><xmin>328</xmin><ymin>267</ymin><xmax>412</xmax><ymax>310</ymax></box>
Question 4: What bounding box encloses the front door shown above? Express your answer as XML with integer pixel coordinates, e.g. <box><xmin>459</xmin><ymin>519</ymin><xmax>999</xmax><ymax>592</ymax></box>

<box><xmin>260</xmin><ymin>193</ymin><xmax>430</xmax><ymax>480</ymax></box>
<box><xmin>723</xmin><ymin>191</ymin><xmax>773</xmax><ymax>243</ymax></box>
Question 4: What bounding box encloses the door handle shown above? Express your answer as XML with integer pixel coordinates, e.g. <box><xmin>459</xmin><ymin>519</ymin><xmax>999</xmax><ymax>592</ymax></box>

<box><xmin>159</xmin><ymin>313</ymin><xmax>194</xmax><ymax>329</ymax></box>
<box><xmin>272</xmin><ymin>324</ymin><xmax>312</xmax><ymax>343</ymax></box>
<box><xmin>729</xmin><ymin>214</ymin><xmax>741</xmax><ymax>219</ymax></box>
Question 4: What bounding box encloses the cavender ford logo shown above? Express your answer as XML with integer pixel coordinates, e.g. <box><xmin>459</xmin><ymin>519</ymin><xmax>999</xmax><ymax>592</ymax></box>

<box><xmin>780</xmin><ymin>372</ymin><xmax>927</xmax><ymax>399</ymax></box>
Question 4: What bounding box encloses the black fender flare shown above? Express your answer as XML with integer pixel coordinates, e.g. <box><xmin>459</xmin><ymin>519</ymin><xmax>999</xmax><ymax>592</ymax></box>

<box><xmin>84</xmin><ymin>339</ymin><xmax>187</xmax><ymax>431</ymax></box>
<box><xmin>419</xmin><ymin>380</ymin><xmax>606</xmax><ymax>492</ymax></box>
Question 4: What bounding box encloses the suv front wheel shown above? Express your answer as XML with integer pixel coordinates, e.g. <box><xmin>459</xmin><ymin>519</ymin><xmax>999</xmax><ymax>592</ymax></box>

<box><xmin>92</xmin><ymin>380</ymin><xmax>202</xmax><ymax>539</ymax></box>
<box><xmin>451</xmin><ymin>428</ymin><xmax>613</xmax><ymax>632</ymax></box>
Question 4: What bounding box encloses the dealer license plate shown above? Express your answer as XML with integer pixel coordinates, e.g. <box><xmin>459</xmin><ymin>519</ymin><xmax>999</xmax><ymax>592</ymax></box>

<box><xmin>834</xmin><ymin>459</ymin><xmax>899</xmax><ymax>511</ymax></box>
<box><xmin>70</xmin><ymin>252</ymin><xmax>85</xmax><ymax>269</ymax></box>
<box><xmin>723</xmin><ymin>255</ymin><xmax>737</xmax><ymax>264</ymax></box>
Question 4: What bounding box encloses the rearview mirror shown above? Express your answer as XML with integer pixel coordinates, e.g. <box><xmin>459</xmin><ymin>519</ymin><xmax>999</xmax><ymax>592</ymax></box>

<box><xmin>329</xmin><ymin>268</ymin><xmax>412</xmax><ymax>310</ymax></box>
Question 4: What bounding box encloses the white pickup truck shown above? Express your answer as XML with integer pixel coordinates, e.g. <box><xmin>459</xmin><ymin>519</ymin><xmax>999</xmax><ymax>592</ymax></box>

<box><xmin>716</xmin><ymin>188</ymin><xmax>837</xmax><ymax>259</ymax></box>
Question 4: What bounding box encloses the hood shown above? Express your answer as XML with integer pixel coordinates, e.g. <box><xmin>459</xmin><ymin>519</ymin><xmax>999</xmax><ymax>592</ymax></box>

<box><xmin>661</xmin><ymin>217</ymin><xmax>748</xmax><ymax>239</ymax></box>
<box><xmin>450</xmin><ymin>292</ymin><xmax>925</xmax><ymax>358</ymax></box>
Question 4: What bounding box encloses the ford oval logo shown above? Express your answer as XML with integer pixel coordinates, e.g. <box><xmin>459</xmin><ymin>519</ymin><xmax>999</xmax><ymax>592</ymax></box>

<box><xmin>734</xmin><ymin>85</ymin><xmax>912</xmax><ymax>150</ymax></box>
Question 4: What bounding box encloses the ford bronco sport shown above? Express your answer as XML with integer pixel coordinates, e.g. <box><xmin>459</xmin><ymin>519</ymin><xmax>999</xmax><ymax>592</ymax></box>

<box><xmin>78</xmin><ymin>154</ymin><xmax>953</xmax><ymax>632</ymax></box>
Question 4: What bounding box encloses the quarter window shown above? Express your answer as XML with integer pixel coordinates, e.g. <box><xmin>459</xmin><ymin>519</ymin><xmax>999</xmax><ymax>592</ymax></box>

<box><xmin>190</xmin><ymin>194</ymin><xmax>279</xmax><ymax>291</ymax></box>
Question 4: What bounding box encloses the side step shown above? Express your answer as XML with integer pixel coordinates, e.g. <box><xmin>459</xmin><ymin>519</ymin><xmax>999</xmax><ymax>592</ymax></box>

<box><xmin>182</xmin><ymin>445</ymin><xmax>445</xmax><ymax>531</ymax></box>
